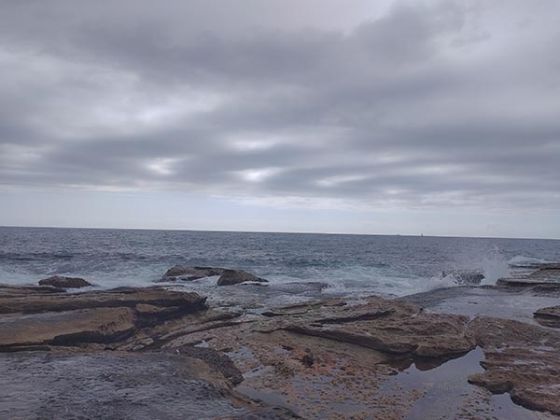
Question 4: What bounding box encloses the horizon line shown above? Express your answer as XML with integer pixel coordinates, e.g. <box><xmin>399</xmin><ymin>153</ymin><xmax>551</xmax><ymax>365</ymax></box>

<box><xmin>1</xmin><ymin>224</ymin><xmax>558</xmax><ymax>242</ymax></box>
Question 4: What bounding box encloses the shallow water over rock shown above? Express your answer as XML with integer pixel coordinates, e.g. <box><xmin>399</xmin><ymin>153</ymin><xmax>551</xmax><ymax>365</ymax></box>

<box><xmin>380</xmin><ymin>347</ymin><xmax>555</xmax><ymax>419</ymax></box>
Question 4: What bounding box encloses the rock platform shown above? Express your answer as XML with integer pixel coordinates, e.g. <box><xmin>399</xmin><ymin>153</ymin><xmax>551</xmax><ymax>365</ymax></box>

<box><xmin>1</xmin><ymin>266</ymin><xmax>560</xmax><ymax>419</ymax></box>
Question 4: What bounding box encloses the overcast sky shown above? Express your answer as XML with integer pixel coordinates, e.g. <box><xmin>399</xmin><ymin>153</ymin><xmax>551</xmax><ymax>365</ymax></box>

<box><xmin>1</xmin><ymin>0</ymin><xmax>559</xmax><ymax>238</ymax></box>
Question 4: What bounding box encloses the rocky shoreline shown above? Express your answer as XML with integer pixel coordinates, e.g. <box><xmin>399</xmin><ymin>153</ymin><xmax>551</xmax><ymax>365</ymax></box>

<box><xmin>1</xmin><ymin>266</ymin><xmax>560</xmax><ymax>418</ymax></box>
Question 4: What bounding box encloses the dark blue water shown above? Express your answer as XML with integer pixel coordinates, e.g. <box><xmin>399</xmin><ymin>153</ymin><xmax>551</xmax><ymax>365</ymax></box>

<box><xmin>0</xmin><ymin>226</ymin><xmax>559</xmax><ymax>297</ymax></box>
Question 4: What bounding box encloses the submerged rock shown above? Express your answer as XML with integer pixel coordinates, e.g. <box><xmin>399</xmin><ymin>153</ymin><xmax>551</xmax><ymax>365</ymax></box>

<box><xmin>217</xmin><ymin>269</ymin><xmax>268</xmax><ymax>286</ymax></box>
<box><xmin>39</xmin><ymin>275</ymin><xmax>92</xmax><ymax>288</ymax></box>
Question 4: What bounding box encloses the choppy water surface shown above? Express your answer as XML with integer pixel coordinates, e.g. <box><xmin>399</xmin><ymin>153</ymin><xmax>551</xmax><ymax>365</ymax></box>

<box><xmin>0</xmin><ymin>226</ymin><xmax>558</xmax><ymax>298</ymax></box>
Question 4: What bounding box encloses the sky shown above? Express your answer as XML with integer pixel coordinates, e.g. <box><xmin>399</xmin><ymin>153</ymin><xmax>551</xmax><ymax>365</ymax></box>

<box><xmin>1</xmin><ymin>0</ymin><xmax>559</xmax><ymax>238</ymax></box>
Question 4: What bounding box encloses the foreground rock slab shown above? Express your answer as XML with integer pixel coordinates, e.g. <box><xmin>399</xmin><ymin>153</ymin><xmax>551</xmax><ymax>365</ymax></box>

<box><xmin>1</xmin><ymin>283</ymin><xmax>559</xmax><ymax>418</ymax></box>
<box><xmin>149</xmin><ymin>298</ymin><xmax>485</xmax><ymax>418</ymax></box>
<box><xmin>0</xmin><ymin>285</ymin><xmax>207</xmax><ymax>351</ymax></box>
<box><xmin>0</xmin><ymin>351</ymin><xmax>295</xmax><ymax>419</ymax></box>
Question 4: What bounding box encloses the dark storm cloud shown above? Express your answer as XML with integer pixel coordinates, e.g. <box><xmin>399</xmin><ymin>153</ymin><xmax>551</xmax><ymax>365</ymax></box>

<box><xmin>1</xmin><ymin>0</ymin><xmax>559</xmax><ymax>210</ymax></box>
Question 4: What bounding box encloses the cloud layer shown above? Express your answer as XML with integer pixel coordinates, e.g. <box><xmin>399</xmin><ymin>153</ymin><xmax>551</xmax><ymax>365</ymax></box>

<box><xmin>1</xmin><ymin>0</ymin><xmax>559</xmax><ymax>212</ymax></box>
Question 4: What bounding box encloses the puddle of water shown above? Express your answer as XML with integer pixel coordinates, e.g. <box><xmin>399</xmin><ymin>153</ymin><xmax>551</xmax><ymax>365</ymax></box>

<box><xmin>379</xmin><ymin>347</ymin><xmax>552</xmax><ymax>419</ymax></box>
<box><xmin>235</xmin><ymin>384</ymin><xmax>300</xmax><ymax>416</ymax></box>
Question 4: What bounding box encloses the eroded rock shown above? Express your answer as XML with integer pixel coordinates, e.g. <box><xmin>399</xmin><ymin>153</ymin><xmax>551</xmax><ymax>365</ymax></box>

<box><xmin>39</xmin><ymin>275</ymin><xmax>92</xmax><ymax>288</ymax></box>
<box><xmin>467</xmin><ymin>316</ymin><xmax>560</xmax><ymax>415</ymax></box>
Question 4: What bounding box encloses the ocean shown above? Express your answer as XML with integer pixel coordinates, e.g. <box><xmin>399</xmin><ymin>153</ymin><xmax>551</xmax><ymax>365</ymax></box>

<box><xmin>1</xmin><ymin>226</ymin><xmax>559</xmax><ymax>301</ymax></box>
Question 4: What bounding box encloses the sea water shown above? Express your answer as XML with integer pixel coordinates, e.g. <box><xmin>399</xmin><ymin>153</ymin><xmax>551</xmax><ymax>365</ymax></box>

<box><xmin>0</xmin><ymin>226</ymin><xmax>558</xmax><ymax>299</ymax></box>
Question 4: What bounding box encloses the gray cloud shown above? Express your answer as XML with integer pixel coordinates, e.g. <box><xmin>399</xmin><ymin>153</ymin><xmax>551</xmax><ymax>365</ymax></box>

<box><xmin>1</xmin><ymin>0</ymin><xmax>559</xmax><ymax>212</ymax></box>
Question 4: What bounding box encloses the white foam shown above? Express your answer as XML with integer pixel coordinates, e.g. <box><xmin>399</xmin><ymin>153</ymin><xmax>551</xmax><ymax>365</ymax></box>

<box><xmin>480</xmin><ymin>256</ymin><xmax>510</xmax><ymax>285</ymax></box>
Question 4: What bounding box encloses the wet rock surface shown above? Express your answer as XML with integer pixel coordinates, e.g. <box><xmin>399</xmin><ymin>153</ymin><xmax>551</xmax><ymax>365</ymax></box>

<box><xmin>401</xmin><ymin>285</ymin><xmax>560</xmax><ymax>325</ymax></box>
<box><xmin>468</xmin><ymin>317</ymin><xmax>560</xmax><ymax>415</ymax></box>
<box><xmin>1</xmin><ymin>275</ymin><xmax>559</xmax><ymax>418</ymax></box>
<box><xmin>497</xmin><ymin>265</ymin><xmax>560</xmax><ymax>288</ymax></box>
<box><xmin>534</xmin><ymin>306</ymin><xmax>560</xmax><ymax>328</ymax></box>
<box><xmin>0</xmin><ymin>351</ymin><xmax>294</xmax><ymax>420</ymax></box>
<box><xmin>38</xmin><ymin>275</ymin><xmax>92</xmax><ymax>288</ymax></box>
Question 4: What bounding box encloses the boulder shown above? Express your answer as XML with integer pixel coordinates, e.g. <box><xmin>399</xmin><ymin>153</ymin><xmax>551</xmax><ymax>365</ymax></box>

<box><xmin>216</xmin><ymin>269</ymin><xmax>268</xmax><ymax>286</ymax></box>
<box><xmin>161</xmin><ymin>266</ymin><xmax>225</xmax><ymax>281</ymax></box>
<box><xmin>39</xmin><ymin>275</ymin><xmax>92</xmax><ymax>288</ymax></box>
<box><xmin>161</xmin><ymin>265</ymin><xmax>268</xmax><ymax>286</ymax></box>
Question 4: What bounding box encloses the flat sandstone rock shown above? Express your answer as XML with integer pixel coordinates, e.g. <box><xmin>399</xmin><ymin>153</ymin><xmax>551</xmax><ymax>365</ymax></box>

<box><xmin>0</xmin><ymin>285</ymin><xmax>208</xmax><ymax>351</ymax></box>
<box><xmin>1</xmin><ymin>283</ymin><xmax>560</xmax><ymax>417</ymax></box>
<box><xmin>0</xmin><ymin>286</ymin><xmax>207</xmax><ymax>314</ymax></box>
<box><xmin>0</xmin><ymin>307</ymin><xmax>135</xmax><ymax>349</ymax></box>
<box><xmin>468</xmin><ymin>316</ymin><xmax>560</xmax><ymax>415</ymax></box>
